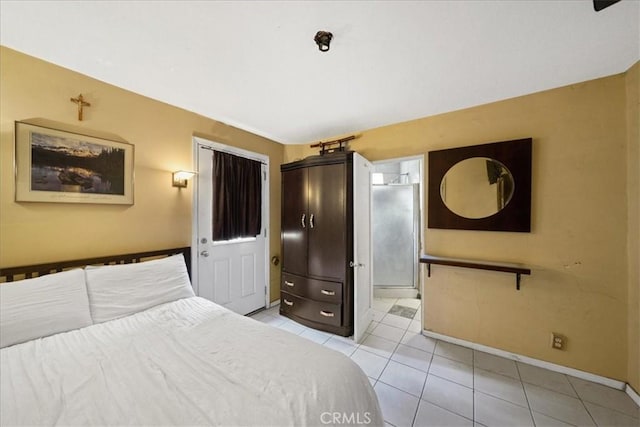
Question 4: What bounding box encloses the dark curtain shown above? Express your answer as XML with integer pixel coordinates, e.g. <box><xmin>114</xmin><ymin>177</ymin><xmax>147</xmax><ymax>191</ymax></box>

<box><xmin>212</xmin><ymin>151</ymin><xmax>262</xmax><ymax>241</ymax></box>
<box><xmin>486</xmin><ymin>159</ymin><xmax>503</xmax><ymax>184</ymax></box>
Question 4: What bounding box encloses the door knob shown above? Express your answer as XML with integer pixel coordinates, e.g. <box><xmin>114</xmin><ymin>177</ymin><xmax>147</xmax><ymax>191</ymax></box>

<box><xmin>200</xmin><ymin>250</ymin><xmax>210</xmax><ymax>257</ymax></box>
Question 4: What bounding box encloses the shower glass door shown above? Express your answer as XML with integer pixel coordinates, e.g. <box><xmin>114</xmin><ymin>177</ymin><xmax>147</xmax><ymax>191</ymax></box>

<box><xmin>372</xmin><ymin>184</ymin><xmax>419</xmax><ymax>287</ymax></box>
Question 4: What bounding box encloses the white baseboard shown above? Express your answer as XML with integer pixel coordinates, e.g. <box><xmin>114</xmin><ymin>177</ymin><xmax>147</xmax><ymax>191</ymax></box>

<box><xmin>422</xmin><ymin>329</ymin><xmax>628</xmax><ymax>391</ymax></box>
<box><xmin>626</xmin><ymin>383</ymin><xmax>640</xmax><ymax>406</ymax></box>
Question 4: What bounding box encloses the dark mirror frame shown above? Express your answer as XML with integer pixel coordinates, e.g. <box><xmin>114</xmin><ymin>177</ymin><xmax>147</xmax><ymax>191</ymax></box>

<box><xmin>428</xmin><ymin>138</ymin><xmax>532</xmax><ymax>232</ymax></box>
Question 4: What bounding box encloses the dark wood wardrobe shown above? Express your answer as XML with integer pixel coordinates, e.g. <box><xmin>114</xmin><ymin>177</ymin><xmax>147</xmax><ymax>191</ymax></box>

<box><xmin>280</xmin><ymin>152</ymin><xmax>355</xmax><ymax>336</ymax></box>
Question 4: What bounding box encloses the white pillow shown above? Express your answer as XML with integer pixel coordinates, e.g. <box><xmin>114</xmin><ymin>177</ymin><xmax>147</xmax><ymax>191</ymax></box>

<box><xmin>0</xmin><ymin>268</ymin><xmax>93</xmax><ymax>348</ymax></box>
<box><xmin>84</xmin><ymin>254</ymin><xmax>195</xmax><ymax>324</ymax></box>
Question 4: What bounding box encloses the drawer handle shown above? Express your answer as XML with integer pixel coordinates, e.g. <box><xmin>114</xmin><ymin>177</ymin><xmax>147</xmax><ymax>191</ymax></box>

<box><xmin>320</xmin><ymin>310</ymin><xmax>334</xmax><ymax>317</ymax></box>
<box><xmin>284</xmin><ymin>281</ymin><xmax>295</xmax><ymax>287</ymax></box>
<box><xmin>320</xmin><ymin>289</ymin><xmax>335</xmax><ymax>296</ymax></box>
<box><xmin>283</xmin><ymin>299</ymin><xmax>294</xmax><ymax>306</ymax></box>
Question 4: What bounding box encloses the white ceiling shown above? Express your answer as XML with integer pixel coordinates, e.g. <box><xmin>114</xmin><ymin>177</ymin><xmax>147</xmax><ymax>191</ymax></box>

<box><xmin>1</xmin><ymin>1</ymin><xmax>638</xmax><ymax>145</ymax></box>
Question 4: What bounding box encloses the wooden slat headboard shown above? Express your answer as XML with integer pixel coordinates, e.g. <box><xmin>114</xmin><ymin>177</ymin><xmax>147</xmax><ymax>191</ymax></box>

<box><xmin>0</xmin><ymin>247</ymin><xmax>191</xmax><ymax>283</ymax></box>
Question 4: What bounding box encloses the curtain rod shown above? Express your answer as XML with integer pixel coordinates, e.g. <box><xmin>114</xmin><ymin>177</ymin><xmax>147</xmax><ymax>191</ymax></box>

<box><xmin>199</xmin><ymin>145</ymin><xmax>267</xmax><ymax>165</ymax></box>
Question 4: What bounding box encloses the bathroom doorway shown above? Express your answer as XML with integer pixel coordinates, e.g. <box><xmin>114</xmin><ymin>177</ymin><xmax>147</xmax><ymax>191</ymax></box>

<box><xmin>371</xmin><ymin>156</ymin><xmax>423</xmax><ymax>299</ymax></box>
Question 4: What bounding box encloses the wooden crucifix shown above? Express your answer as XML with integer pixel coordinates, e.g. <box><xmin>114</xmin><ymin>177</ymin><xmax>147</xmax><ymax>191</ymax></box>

<box><xmin>70</xmin><ymin>94</ymin><xmax>91</xmax><ymax>121</ymax></box>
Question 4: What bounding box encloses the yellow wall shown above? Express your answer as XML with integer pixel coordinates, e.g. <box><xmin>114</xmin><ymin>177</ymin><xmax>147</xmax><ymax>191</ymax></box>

<box><xmin>0</xmin><ymin>47</ymin><xmax>284</xmax><ymax>300</ymax></box>
<box><xmin>626</xmin><ymin>62</ymin><xmax>639</xmax><ymax>392</ymax></box>
<box><xmin>286</xmin><ymin>67</ymin><xmax>637</xmax><ymax>382</ymax></box>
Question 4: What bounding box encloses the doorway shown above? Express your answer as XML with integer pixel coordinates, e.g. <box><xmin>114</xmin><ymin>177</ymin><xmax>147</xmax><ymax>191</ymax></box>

<box><xmin>192</xmin><ymin>137</ymin><xmax>269</xmax><ymax>315</ymax></box>
<box><xmin>371</xmin><ymin>156</ymin><xmax>423</xmax><ymax>299</ymax></box>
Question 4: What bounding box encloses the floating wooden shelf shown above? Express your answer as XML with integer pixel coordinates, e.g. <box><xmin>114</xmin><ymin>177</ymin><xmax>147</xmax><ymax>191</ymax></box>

<box><xmin>419</xmin><ymin>255</ymin><xmax>531</xmax><ymax>290</ymax></box>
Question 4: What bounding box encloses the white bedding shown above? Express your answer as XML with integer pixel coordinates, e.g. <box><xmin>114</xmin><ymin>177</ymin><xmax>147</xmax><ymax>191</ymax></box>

<box><xmin>0</xmin><ymin>297</ymin><xmax>383</xmax><ymax>426</ymax></box>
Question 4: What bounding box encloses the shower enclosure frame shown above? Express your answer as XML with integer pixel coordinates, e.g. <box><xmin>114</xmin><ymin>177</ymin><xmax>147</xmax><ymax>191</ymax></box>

<box><xmin>371</xmin><ymin>155</ymin><xmax>425</xmax><ymax>294</ymax></box>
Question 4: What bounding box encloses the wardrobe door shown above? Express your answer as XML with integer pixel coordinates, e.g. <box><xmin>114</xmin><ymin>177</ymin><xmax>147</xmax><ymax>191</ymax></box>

<box><xmin>307</xmin><ymin>163</ymin><xmax>346</xmax><ymax>281</ymax></box>
<box><xmin>282</xmin><ymin>168</ymin><xmax>308</xmax><ymax>276</ymax></box>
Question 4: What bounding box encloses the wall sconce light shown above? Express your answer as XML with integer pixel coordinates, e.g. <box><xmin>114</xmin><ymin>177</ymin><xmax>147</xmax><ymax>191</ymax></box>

<box><xmin>314</xmin><ymin>31</ymin><xmax>333</xmax><ymax>52</ymax></box>
<box><xmin>172</xmin><ymin>170</ymin><xmax>195</xmax><ymax>188</ymax></box>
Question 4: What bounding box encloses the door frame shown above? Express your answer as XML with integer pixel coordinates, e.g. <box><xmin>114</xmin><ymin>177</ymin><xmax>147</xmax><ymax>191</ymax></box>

<box><xmin>191</xmin><ymin>136</ymin><xmax>271</xmax><ymax>309</ymax></box>
<box><xmin>372</xmin><ymin>155</ymin><xmax>425</xmax><ymax>297</ymax></box>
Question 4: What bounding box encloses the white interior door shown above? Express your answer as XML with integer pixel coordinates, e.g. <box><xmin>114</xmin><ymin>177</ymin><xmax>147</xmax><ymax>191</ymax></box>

<box><xmin>353</xmin><ymin>153</ymin><xmax>374</xmax><ymax>343</ymax></box>
<box><xmin>195</xmin><ymin>142</ymin><xmax>268</xmax><ymax>315</ymax></box>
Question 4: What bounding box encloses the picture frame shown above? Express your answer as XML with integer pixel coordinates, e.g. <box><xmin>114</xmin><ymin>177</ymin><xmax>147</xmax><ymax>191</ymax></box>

<box><xmin>15</xmin><ymin>121</ymin><xmax>134</xmax><ymax>205</ymax></box>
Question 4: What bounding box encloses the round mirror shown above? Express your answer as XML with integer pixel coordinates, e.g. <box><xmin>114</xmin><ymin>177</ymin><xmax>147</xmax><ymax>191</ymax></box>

<box><xmin>440</xmin><ymin>157</ymin><xmax>515</xmax><ymax>219</ymax></box>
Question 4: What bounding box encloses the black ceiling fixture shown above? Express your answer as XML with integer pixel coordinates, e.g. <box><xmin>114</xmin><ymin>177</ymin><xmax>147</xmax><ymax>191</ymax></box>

<box><xmin>593</xmin><ymin>0</ymin><xmax>622</xmax><ymax>12</ymax></box>
<box><xmin>314</xmin><ymin>31</ymin><xmax>333</xmax><ymax>52</ymax></box>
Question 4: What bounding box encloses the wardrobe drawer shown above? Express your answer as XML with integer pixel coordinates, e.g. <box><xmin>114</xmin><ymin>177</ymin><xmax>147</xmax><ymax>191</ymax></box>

<box><xmin>281</xmin><ymin>273</ymin><xmax>342</xmax><ymax>304</ymax></box>
<box><xmin>280</xmin><ymin>292</ymin><xmax>342</xmax><ymax>327</ymax></box>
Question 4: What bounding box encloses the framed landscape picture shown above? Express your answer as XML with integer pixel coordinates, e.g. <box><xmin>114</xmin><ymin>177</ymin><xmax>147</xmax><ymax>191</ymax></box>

<box><xmin>15</xmin><ymin>121</ymin><xmax>134</xmax><ymax>204</ymax></box>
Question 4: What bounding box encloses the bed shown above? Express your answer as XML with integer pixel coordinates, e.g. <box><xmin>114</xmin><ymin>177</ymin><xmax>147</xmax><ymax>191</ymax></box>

<box><xmin>0</xmin><ymin>248</ymin><xmax>383</xmax><ymax>426</ymax></box>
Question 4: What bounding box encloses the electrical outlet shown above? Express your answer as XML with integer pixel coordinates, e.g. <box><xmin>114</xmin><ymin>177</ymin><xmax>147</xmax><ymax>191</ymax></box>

<box><xmin>551</xmin><ymin>333</ymin><xmax>566</xmax><ymax>350</ymax></box>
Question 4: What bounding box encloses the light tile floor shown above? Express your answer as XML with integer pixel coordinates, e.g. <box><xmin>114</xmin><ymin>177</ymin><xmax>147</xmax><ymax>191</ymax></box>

<box><xmin>250</xmin><ymin>298</ymin><xmax>639</xmax><ymax>427</ymax></box>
